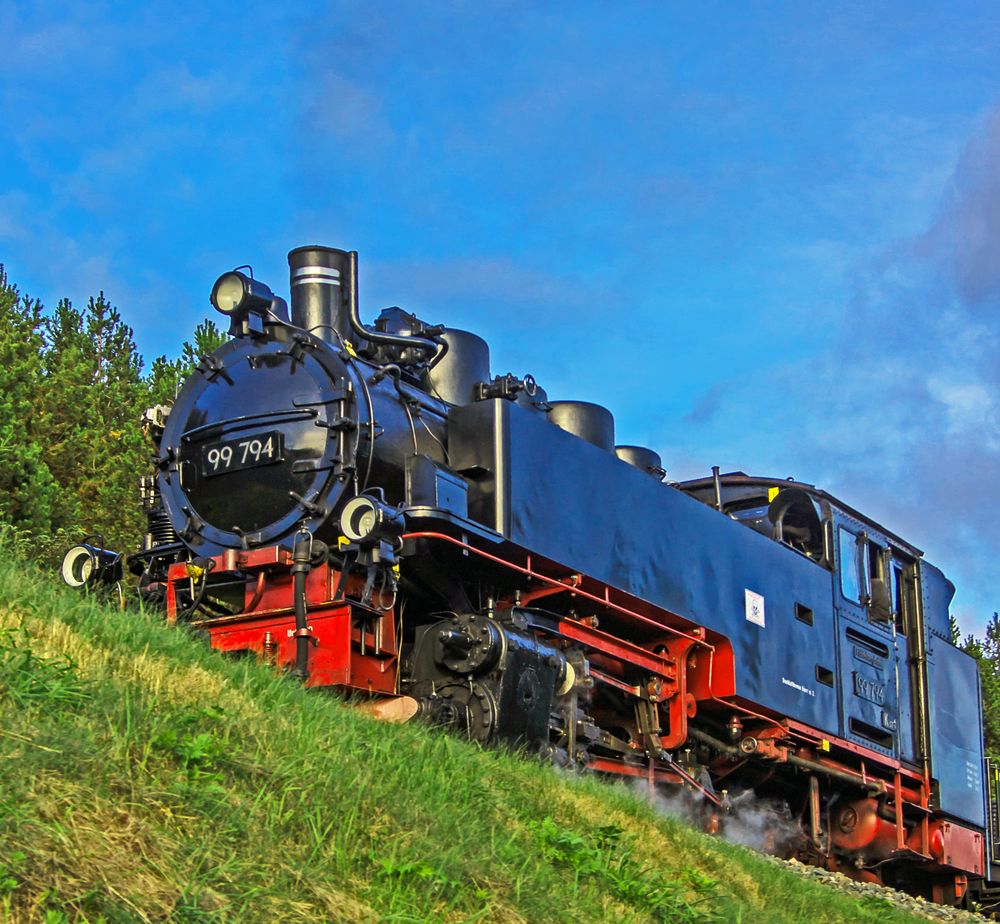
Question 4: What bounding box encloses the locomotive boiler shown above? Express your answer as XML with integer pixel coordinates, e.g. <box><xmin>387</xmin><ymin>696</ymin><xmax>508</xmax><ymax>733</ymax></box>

<box><xmin>66</xmin><ymin>245</ymin><xmax>1000</xmax><ymax>907</ymax></box>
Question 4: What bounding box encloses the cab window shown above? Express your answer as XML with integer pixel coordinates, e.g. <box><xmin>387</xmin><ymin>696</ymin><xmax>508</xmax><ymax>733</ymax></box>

<box><xmin>866</xmin><ymin>541</ymin><xmax>883</xmax><ymax>586</ymax></box>
<box><xmin>839</xmin><ymin>526</ymin><xmax>862</xmax><ymax>604</ymax></box>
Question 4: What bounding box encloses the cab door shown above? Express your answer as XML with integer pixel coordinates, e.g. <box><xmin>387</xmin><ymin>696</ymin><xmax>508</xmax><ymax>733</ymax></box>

<box><xmin>834</xmin><ymin>520</ymin><xmax>900</xmax><ymax>759</ymax></box>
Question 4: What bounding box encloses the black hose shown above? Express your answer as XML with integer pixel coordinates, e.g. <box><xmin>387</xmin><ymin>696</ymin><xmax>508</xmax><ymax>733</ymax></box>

<box><xmin>174</xmin><ymin>559</ymin><xmax>215</xmax><ymax>619</ymax></box>
<box><xmin>290</xmin><ymin>535</ymin><xmax>330</xmax><ymax>681</ymax></box>
<box><xmin>291</xmin><ymin>535</ymin><xmax>313</xmax><ymax>681</ymax></box>
<box><xmin>344</xmin><ymin>251</ymin><xmax>448</xmax><ymax>367</ymax></box>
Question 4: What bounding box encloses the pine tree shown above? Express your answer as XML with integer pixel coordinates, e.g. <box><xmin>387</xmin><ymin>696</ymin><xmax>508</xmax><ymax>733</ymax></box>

<box><xmin>0</xmin><ymin>264</ymin><xmax>229</xmax><ymax>565</ymax></box>
<box><xmin>37</xmin><ymin>294</ymin><xmax>148</xmax><ymax>551</ymax></box>
<box><xmin>949</xmin><ymin>614</ymin><xmax>962</xmax><ymax>644</ymax></box>
<box><xmin>0</xmin><ymin>267</ymin><xmax>65</xmax><ymax>533</ymax></box>
<box><xmin>960</xmin><ymin>613</ymin><xmax>1000</xmax><ymax>759</ymax></box>
<box><xmin>146</xmin><ymin>319</ymin><xmax>226</xmax><ymax>406</ymax></box>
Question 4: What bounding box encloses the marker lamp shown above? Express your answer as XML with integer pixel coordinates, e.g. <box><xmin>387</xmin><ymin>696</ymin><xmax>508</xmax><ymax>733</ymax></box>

<box><xmin>60</xmin><ymin>544</ymin><xmax>123</xmax><ymax>588</ymax></box>
<box><xmin>339</xmin><ymin>495</ymin><xmax>404</xmax><ymax>544</ymax></box>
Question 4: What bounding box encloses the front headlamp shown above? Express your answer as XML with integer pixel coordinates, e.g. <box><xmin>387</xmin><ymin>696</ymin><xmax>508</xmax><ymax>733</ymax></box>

<box><xmin>210</xmin><ymin>271</ymin><xmax>276</xmax><ymax>318</ymax></box>
<box><xmin>211</xmin><ymin>273</ymin><xmax>249</xmax><ymax>314</ymax></box>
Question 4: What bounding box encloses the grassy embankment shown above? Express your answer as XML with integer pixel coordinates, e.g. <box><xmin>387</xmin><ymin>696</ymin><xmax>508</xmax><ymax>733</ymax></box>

<box><xmin>0</xmin><ymin>550</ymin><xmax>933</xmax><ymax>923</ymax></box>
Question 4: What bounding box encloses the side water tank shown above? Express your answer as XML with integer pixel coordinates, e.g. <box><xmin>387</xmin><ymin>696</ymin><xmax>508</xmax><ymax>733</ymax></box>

<box><xmin>424</xmin><ymin>329</ymin><xmax>490</xmax><ymax>405</ymax></box>
<box><xmin>615</xmin><ymin>445</ymin><xmax>664</xmax><ymax>479</ymax></box>
<box><xmin>548</xmin><ymin>401</ymin><xmax>615</xmax><ymax>451</ymax></box>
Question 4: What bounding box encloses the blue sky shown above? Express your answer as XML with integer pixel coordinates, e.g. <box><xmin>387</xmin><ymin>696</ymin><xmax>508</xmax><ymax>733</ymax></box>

<box><xmin>1</xmin><ymin>1</ymin><xmax>997</xmax><ymax>631</ymax></box>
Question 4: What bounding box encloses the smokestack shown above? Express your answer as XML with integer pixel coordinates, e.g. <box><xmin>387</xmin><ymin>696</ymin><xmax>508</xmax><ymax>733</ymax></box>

<box><xmin>287</xmin><ymin>246</ymin><xmax>360</xmax><ymax>347</ymax></box>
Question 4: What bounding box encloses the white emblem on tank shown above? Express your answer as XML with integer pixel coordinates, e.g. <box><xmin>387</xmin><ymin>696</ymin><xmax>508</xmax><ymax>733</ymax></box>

<box><xmin>745</xmin><ymin>589</ymin><xmax>765</xmax><ymax>627</ymax></box>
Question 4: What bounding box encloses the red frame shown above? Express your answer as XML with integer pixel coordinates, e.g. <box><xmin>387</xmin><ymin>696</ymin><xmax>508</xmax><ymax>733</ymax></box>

<box><xmin>165</xmin><ymin>555</ymin><xmax>396</xmax><ymax>694</ymax></box>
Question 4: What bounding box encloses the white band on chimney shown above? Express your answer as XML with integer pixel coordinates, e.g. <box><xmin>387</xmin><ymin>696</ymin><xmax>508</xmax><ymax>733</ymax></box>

<box><xmin>291</xmin><ymin>265</ymin><xmax>341</xmax><ymax>284</ymax></box>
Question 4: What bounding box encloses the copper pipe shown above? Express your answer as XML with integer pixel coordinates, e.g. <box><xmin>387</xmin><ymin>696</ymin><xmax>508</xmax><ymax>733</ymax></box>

<box><xmin>244</xmin><ymin>571</ymin><xmax>266</xmax><ymax>613</ymax></box>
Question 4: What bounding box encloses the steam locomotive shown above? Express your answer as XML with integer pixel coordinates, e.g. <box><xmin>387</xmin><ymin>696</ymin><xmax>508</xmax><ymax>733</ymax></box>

<box><xmin>62</xmin><ymin>245</ymin><xmax>999</xmax><ymax>906</ymax></box>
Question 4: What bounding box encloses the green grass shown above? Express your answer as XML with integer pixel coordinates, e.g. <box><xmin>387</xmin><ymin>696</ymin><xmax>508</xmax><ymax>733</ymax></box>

<box><xmin>0</xmin><ymin>550</ymin><xmax>935</xmax><ymax>923</ymax></box>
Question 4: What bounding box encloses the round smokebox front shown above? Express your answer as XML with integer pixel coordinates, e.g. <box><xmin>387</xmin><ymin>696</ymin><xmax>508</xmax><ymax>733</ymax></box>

<box><xmin>157</xmin><ymin>332</ymin><xmax>360</xmax><ymax>555</ymax></box>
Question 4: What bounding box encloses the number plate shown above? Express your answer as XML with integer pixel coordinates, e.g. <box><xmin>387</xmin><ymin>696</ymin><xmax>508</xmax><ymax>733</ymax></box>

<box><xmin>201</xmin><ymin>431</ymin><xmax>284</xmax><ymax>477</ymax></box>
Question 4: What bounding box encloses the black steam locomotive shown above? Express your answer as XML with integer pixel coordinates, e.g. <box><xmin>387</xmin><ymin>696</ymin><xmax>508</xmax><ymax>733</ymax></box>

<box><xmin>63</xmin><ymin>245</ymin><xmax>998</xmax><ymax>906</ymax></box>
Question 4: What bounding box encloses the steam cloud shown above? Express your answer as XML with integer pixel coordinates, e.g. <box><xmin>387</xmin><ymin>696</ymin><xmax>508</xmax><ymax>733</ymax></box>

<box><xmin>633</xmin><ymin>780</ymin><xmax>803</xmax><ymax>856</ymax></box>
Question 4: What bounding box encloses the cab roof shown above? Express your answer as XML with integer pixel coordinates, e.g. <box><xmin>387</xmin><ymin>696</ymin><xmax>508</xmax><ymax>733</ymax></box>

<box><xmin>676</xmin><ymin>470</ymin><xmax>923</xmax><ymax>559</ymax></box>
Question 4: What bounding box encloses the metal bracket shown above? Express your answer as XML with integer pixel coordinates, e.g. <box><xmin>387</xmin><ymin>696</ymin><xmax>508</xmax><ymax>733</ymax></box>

<box><xmin>287</xmin><ymin>334</ymin><xmax>311</xmax><ymax>363</ymax></box>
<box><xmin>288</xmin><ymin>491</ymin><xmax>325</xmax><ymax>518</ymax></box>
<box><xmin>315</xmin><ymin>416</ymin><xmax>357</xmax><ymax>432</ymax></box>
<box><xmin>287</xmin><ymin>625</ymin><xmax>316</xmax><ymax>644</ymax></box>
<box><xmin>634</xmin><ymin>698</ymin><xmax>666</xmax><ymax>760</ymax></box>
<box><xmin>179</xmin><ymin>511</ymin><xmax>206</xmax><ymax>540</ymax></box>
<box><xmin>197</xmin><ymin>355</ymin><xmax>234</xmax><ymax>385</ymax></box>
<box><xmin>291</xmin><ymin>458</ymin><xmax>342</xmax><ymax>475</ymax></box>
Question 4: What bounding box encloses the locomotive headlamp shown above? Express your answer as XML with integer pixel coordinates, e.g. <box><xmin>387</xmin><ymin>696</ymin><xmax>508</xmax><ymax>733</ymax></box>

<box><xmin>60</xmin><ymin>543</ymin><xmax>123</xmax><ymax>589</ymax></box>
<box><xmin>210</xmin><ymin>271</ymin><xmax>277</xmax><ymax>318</ymax></box>
<box><xmin>339</xmin><ymin>494</ymin><xmax>405</xmax><ymax>544</ymax></box>
<box><xmin>211</xmin><ymin>273</ymin><xmax>247</xmax><ymax>314</ymax></box>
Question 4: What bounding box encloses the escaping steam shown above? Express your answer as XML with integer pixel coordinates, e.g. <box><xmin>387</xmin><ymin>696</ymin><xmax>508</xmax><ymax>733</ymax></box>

<box><xmin>633</xmin><ymin>780</ymin><xmax>803</xmax><ymax>856</ymax></box>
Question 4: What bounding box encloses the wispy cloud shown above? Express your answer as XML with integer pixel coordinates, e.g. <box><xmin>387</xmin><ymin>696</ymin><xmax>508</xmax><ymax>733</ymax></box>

<box><xmin>918</xmin><ymin>107</ymin><xmax>1000</xmax><ymax>312</ymax></box>
<box><xmin>675</xmin><ymin>103</ymin><xmax>1000</xmax><ymax>628</ymax></box>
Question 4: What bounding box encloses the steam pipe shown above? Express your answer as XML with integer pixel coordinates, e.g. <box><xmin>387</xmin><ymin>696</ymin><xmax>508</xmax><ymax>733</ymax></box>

<box><xmin>910</xmin><ymin>566</ymin><xmax>932</xmax><ymax>784</ymax></box>
<box><xmin>688</xmin><ymin>727</ymin><xmax>884</xmax><ymax>793</ymax></box>
<box><xmin>368</xmin><ymin>363</ymin><xmax>403</xmax><ymax>388</ymax></box>
<box><xmin>344</xmin><ymin>250</ymin><xmax>448</xmax><ymax>367</ymax></box>
<box><xmin>368</xmin><ymin>363</ymin><xmax>450</xmax><ymax>415</ymax></box>
<box><xmin>688</xmin><ymin>727</ymin><xmax>741</xmax><ymax>757</ymax></box>
<box><xmin>787</xmin><ymin>753</ymin><xmax>884</xmax><ymax>794</ymax></box>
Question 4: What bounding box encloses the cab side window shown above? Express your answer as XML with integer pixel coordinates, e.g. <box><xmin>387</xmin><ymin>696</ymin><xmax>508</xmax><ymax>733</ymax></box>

<box><xmin>839</xmin><ymin>526</ymin><xmax>862</xmax><ymax>604</ymax></box>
